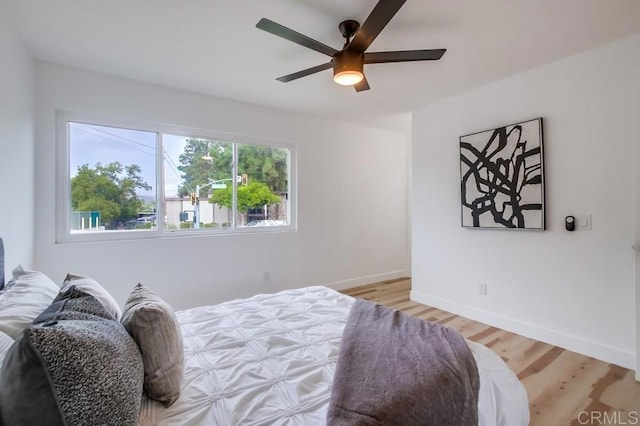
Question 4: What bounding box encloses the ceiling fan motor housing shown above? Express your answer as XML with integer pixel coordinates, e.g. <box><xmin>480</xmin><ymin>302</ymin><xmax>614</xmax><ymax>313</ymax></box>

<box><xmin>333</xmin><ymin>50</ymin><xmax>364</xmax><ymax>80</ymax></box>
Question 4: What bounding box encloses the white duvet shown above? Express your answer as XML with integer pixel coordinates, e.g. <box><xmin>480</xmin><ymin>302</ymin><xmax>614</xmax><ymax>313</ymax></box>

<box><xmin>139</xmin><ymin>286</ymin><xmax>529</xmax><ymax>425</ymax></box>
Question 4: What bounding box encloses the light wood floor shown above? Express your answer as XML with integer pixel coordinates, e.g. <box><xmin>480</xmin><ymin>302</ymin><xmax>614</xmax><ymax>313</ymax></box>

<box><xmin>341</xmin><ymin>278</ymin><xmax>640</xmax><ymax>426</ymax></box>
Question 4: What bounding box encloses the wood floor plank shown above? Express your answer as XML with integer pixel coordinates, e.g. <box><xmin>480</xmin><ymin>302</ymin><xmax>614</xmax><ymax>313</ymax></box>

<box><xmin>507</xmin><ymin>340</ymin><xmax>555</xmax><ymax>376</ymax></box>
<box><xmin>449</xmin><ymin>319</ymin><xmax>490</xmax><ymax>339</ymax></box>
<box><xmin>601</xmin><ymin>369</ymin><xmax>640</xmax><ymax>412</ymax></box>
<box><xmin>404</xmin><ymin>306</ymin><xmax>439</xmax><ymax>319</ymax></box>
<box><xmin>527</xmin><ymin>352</ymin><xmax>611</xmax><ymax>425</ymax></box>
<box><xmin>466</xmin><ymin>325</ymin><xmax>501</xmax><ymax>343</ymax></box>
<box><xmin>391</xmin><ymin>300</ymin><xmax>423</xmax><ymax>312</ymax></box>
<box><xmin>341</xmin><ymin>279</ymin><xmax>640</xmax><ymax>426</ymax></box>
<box><xmin>374</xmin><ymin>293</ymin><xmax>410</xmax><ymax>306</ymax></box>
<box><xmin>418</xmin><ymin>308</ymin><xmax>457</xmax><ymax>323</ymax></box>
<box><xmin>485</xmin><ymin>332</ymin><xmax>537</xmax><ymax>370</ymax></box>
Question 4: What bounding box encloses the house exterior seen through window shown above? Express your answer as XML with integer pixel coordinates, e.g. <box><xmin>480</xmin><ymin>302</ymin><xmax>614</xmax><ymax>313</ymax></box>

<box><xmin>60</xmin><ymin>114</ymin><xmax>293</xmax><ymax>242</ymax></box>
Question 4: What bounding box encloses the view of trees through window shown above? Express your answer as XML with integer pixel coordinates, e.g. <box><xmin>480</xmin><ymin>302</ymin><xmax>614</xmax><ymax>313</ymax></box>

<box><xmin>164</xmin><ymin>136</ymin><xmax>289</xmax><ymax>230</ymax></box>
<box><xmin>67</xmin><ymin>120</ymin><xmax>290</xmax><ymax>236</ymax></box>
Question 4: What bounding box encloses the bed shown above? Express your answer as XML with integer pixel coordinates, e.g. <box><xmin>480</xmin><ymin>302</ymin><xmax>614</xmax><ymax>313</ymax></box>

<box><xmin>0</xmin><ymin>238</ymin><xmax>530</xmax><ymax>425</ymax></box>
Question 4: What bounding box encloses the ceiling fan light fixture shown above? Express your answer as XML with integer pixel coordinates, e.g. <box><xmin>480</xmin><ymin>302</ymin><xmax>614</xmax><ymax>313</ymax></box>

<box><xmin>332</xmin><ymin>51</ymin><xmax>364</xmax><ymax>86</ymax></box>
<box><xmin>334</xmin><ymin>70</ymin><xmax>363</xmax><ymax>86</ymax></box>
<box><xmin>333</xmin><ymin>70</ymin><xmax>364</xmax><ymax>86</ymax></box>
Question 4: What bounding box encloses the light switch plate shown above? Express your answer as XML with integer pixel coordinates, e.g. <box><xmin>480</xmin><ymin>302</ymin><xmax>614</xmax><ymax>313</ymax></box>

<box><xmin>577</xmin><ymin>214</ymin><xmax>592</xmax><ymax>230</ymax></box>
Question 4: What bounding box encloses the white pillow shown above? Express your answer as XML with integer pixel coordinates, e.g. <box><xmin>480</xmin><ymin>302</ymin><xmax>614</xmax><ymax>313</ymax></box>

<box><xmin>0</xmin><ymin>330</ymin><xmax>14</xmax><ymax>370</ymax></box>
<box><xmin>0</xmin><ymin>265</ymin><xmax>60</xmax><ymax>339</ymax></box>
<box><xmin>61</xmin><ymin>273</ymin><xmax>122</xmax><ymax>320</ymax></box>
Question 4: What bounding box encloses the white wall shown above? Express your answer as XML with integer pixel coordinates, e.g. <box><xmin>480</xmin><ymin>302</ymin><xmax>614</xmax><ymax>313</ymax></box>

<box><xmin>0</xmin><ymin>15</ymin><xmax>35</xmax><ymax>275</ymax></box>
<box><xmin>411</xmin><ymin>34</ymin><xmax>640</xmax><ymax>369</ymax></box>
<box><xmin>635</xmin><ymin>79</ymin><xmax>640</xmax><ymax>379</ymax></box>
<box><xmin>33</xmin><ymin>62</ymin><xmax>409</xmax><ymax>309</ymax></box>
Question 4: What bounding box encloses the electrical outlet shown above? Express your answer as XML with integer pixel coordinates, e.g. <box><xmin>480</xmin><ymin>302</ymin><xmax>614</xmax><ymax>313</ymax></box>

<box><xmin>478</xmin><ymin>282</ymin><xmax>487</xmax><ymax>295</ymax></box>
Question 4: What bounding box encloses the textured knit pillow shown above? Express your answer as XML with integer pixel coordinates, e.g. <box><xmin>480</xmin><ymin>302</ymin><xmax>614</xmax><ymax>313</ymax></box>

<box><xmin>122</xmin><ymin>283</ymin><xmax>184</xmax><ymax>407</ymax></box>
<box><xmin>61</xmin><ymin>272</ymin><xmax>122</xmax><ymax>319</ymax></box>
<box><xmin>0</xmin><ymin>287</ymin><xmax>144</xmax><ymax>426</ymax></box>
<box><xmin>0</xmin><ymin>265</ymin><xmax>59</xmax><ymax>338</ymax></box>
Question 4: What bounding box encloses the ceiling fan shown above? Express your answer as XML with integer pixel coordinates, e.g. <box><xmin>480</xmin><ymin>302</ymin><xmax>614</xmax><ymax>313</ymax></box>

<box><xmin>255</xmin><ymin>0</ymin><xmax>446</xmax><ymax>92</ymax></box>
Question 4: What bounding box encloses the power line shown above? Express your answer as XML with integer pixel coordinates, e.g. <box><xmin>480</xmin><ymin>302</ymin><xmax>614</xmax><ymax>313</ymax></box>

<box><xmin>164</xmin><ymin>150</ymin><xmax>193</xmax><ymax>194</ymax></box>
<box><xmin>72</xmin><ymin>123</ymin><xmax>195</xmax><ymax>196</ymax></box>
<box><xmin>73</xmin><ymin>125</ymin><xmax>155</xmax><ymax>156</ymax></box>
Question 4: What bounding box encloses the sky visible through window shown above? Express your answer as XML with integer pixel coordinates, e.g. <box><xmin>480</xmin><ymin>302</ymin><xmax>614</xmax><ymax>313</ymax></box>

<box><xmin>69</xmin><ymin>123</ymin><xmax>188</xmax><ymax>198</ymax></box>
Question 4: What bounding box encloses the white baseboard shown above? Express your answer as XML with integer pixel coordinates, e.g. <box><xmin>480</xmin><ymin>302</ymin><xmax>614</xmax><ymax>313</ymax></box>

<box><xmin>411</xmin><ymin>290</ymin><xmax>635</xmax><ymax>370</ymax></box>
<box><xmin>325</xmin><ymin>270</ymin><xmax>409</xmax><ymax>291</ymax></box>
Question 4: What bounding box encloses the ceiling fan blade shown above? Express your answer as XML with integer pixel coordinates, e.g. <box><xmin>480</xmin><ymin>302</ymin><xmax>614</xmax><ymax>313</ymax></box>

<box><xmin>256</xmin><ymin>18</ymin><xmax>338</xmax><ymax>57</ymax></box>
<box><xmin>365</xmin><ymin>49</ymin><xmax>446</xmax><ymax>64</ymax></box>
<box><xmin>347</xmin><ymin>0</ymin><xmax>406</xmax><ymax>53</ymax></box>
<box><xmin>354</xmin><ymin>76</ymin><xmax>370</xmax><ymax>92</ymax></box>
<box><xmin>276</xmin><ymin>62</ymin><xmax>333</xmax><ymax>83</ymax></box>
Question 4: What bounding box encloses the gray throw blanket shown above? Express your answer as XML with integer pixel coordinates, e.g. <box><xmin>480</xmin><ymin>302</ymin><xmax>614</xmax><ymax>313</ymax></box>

<box><xmin>327</xmin><ymin>299</ymin><xmax>479</xmax><ymax>426</ymax></box>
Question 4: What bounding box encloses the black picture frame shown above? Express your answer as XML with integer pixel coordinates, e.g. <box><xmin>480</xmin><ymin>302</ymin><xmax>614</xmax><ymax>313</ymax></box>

<box><xmin>459</xmin><ymin>117</ymin><xmax>545</xmax><ymax>230</ymax></box>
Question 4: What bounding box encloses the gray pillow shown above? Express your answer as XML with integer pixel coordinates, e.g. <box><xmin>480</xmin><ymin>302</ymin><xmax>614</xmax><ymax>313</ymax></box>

<box><xmin>61</xmin><ymin>272</ymin><xmax>122</xmax><ymax>320</ymax></box>
<box><xmin>0</xmin><ymin>237</ymin><xmax>4</xmax><ymax>290</ymax></box>
<box><xmin>0</xmin><ymin>286</ymin><xmax>144</xmax><ymax>426</ymax></box>
<box><xmin>122</xmin><ymin>283</ymin><xmax>184</xmax><ymax>407</ymax></box>
<box><xmin>0</xmin><ymin>331</ymin><xmax>12</xmax><ymax>370</ymax></box>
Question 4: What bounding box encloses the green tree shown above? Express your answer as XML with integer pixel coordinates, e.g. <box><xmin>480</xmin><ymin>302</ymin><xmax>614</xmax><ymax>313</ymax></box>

<box><xmin>71</xmin><ymin>162</ymin><xmax>151</xmax><ymax>229</ymax></box>
<box><xmin>237</xmin><ymin>145</ymin><xmax>288</xmax><ymax>193</ymax></box>
<box><xmin>177</xmin><ymin>139</ymin><xmax>288</xmax><ymax>197</ymax></box>
<box><xmin>177</xmin><ymin>139</ymin><xmax>231</xmax><ymax>197</ymax></box>
<box><xmin>210</xmin><ymin>181</ymin><xmax>281</xmax><ymax>212</ymax></box>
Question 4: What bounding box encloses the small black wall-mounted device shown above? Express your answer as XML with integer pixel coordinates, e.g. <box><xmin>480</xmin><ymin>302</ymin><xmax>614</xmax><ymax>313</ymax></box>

<box><xmin>565</xmin><ymin>215</ymin><xmax>575</xmax><ymax>231</ymax></box>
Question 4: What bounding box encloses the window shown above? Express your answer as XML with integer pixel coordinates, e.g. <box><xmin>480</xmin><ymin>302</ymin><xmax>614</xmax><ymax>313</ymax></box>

<box><xmin>59</xmin><ymin>112</ymin><xmax>294</xmax><ymax>242</ymax></box>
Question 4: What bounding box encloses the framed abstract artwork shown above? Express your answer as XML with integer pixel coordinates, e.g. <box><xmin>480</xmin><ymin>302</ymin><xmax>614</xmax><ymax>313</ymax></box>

<box><xmin>459</xmin><ymin>117</ymin><xmax>545</xmax><ymax>230</ymax></box>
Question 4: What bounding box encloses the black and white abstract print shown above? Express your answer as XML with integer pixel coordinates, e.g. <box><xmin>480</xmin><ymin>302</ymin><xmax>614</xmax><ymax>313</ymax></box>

<box><xmin>460</xmin><ymin>118</ymin><xmax>545</xmax><ymax>230</ymax></box>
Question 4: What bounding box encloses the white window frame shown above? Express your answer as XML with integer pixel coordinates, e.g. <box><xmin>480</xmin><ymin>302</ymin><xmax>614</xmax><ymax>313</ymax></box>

<box><xmin>56</xmin><ymin>110</ymin><xmax>297</xmax><ymax>243</ymax></box>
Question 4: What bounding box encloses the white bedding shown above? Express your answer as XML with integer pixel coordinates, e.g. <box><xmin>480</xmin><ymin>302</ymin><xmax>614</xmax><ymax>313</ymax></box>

<box><xmin>139</xmin><ymin>286</ymin><xmax>529</xmax><ymax>426</ymax></box>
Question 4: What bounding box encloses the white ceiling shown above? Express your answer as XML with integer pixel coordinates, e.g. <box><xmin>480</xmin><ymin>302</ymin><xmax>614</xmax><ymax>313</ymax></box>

<box><xmin>3</xmin><ymin>0</ymin><xmax>640</xmax><ymax>132</ymax></box>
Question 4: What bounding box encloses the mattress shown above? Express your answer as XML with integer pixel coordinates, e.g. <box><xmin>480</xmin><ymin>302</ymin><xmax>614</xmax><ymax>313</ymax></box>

<box><xmin>139</xmin><ymin>286</ymin><xmax>529</xmax><ymax>425</ymax></box>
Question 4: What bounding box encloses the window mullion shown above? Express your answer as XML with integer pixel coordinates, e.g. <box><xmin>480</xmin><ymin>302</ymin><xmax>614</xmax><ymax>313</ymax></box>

<box><xmin>156</xmin><ymin>133</ymin><xmax>165</xmax><ymax>234</ymax></box>
<box><xmin>231</xmin><ymin>142</ymin><xmax>238</xmax><ymax>229</ymax></box>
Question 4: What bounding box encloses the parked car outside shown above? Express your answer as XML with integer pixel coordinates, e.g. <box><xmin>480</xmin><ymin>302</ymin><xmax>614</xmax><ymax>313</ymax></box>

<box><xmin>246</xmin><ymin>220</ymin><xmax>285</xmax><ymax>227</ymax></box>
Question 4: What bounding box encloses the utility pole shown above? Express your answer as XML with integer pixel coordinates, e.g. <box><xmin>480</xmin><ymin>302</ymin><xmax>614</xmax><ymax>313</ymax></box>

<box><xmin>192</xmin><ymin>177</ymin><xmax>242</xmax><ymax>228</ymax></box>
<box><xmin>193</xmin><ymin>185</ymin><xmax>201</xmax><ymax>229</ymax></box>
